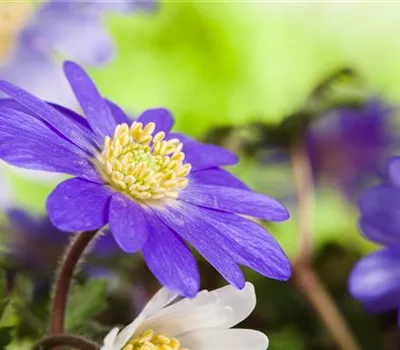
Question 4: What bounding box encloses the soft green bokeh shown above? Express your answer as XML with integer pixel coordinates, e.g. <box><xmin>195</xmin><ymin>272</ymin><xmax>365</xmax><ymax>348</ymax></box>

<box><xmin>88</xmin><ymin>2</ymin><xmax>400</xmax><ymax>136</ymax></box>
<box><xmin>4</xmin><ymin>169</ymin><xmax>59</xmax><ymax>214</ymax></box>
<box><xmin>90</xmin><ymin>2</ymin><xmax>346</xmax><ymax>136</ymax></box>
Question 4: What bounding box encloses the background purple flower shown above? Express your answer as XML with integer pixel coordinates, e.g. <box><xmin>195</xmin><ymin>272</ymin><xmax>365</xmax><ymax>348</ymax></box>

<box><xmin>3</xmin><ymin>208</ymin><xmax>119</xmax><ymax>297</ymax></box>
<box><xmin>349</xmin><ymin>157</ymin><xmax>400</xmax><ymax>324</ymax></box>
<box><xmin>306</xmin><ymin>100</ymin><xmax>396</xmax><ymax>198</ymax></box>
<box><xmin>0</xmin><ymin>0</ymin><xmax>153</xmax><ymax>107</ymax></box>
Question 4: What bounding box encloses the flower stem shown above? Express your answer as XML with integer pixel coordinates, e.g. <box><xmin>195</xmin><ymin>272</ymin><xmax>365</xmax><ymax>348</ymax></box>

<box><xmin>50</xmin><ymin>230</ymin><xmax>98</xmax><ymax>334</ymax></box>
<box><xmin>31</xmin><ymin>334</ymin><xmax>100</xmax><ymax>350</ymax></box>
<box><xmin>290</xmin><ymin>140</ymin><xmax>361</xmax><ymax>350</ymax></box>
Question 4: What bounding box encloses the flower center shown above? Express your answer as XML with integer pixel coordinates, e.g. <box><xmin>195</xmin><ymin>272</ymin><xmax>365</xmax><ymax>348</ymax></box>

<box><xmin>100</xmin><ymin>122</ymin><xmax>191</xmax><ymax>201</ymax></box>
<box><xmin>123</xmin><ymin>329</ymin><xmax>189</xmax><ymax>350</ymax></box>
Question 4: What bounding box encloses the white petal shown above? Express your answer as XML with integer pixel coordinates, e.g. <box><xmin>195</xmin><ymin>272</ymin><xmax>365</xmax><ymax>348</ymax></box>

<box><xmin>178</xmin><ymin>329</ymin><xmax>269</xmax><ymax>350</ymax></box>
<box><xmin>111</xmin><ymin>288</ymin><xmax>178</xmax><ymax>350</ymax></box>
<box><xmin>159</xmin><ymin>282</ymin><xmax>256</xmax><ymax>329</ymax></box>
<box><xmin>156</xmin><ymin>289</ymin><xmax>214</xmax><ymax>317</ymax></box>
<box><xmin>213</xmin><ymin>282</ymin><xmax>256</xmax><ymax>328</ymax></box>
<box><xmin>135</xmin><ymin>304</ymin><xmax>233</xmax><ymax>338</ymax></box>
<box><xmin>140</xmin><ymin>287</ymin><xmax>178</xmax><ymax>317</ymax></box>
<box><xmin>101</xmin><ymin>327</ymin><xmax>120</xmax><ymax>350</ymax></box>
<box><xmin>112</xmin><ymin>314</ymin><xmax>146</xmax><ymax>350</ymax></box>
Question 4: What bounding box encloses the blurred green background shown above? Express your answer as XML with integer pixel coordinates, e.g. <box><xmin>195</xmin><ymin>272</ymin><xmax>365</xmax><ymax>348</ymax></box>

<box><xmin>4</xmin><ymin>2</ymin><xmax>400</xmax><ymax>349</ymax></box>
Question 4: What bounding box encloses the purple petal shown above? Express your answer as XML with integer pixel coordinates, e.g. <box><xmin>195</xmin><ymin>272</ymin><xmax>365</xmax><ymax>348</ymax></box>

<box><xmin>23</xmin><ymin>4</ymin><xmax>114</xmax><ymax>65</ymax></box>
<box><xmin>189</xmin><ymin>168</ymin><xmax>249</xmax><ymax>190</ymax></box>
<box><xmin>137</xmin><ymin>108</ymin><xmax>174</xmax><ymax>135</ymax></box>
<box><xmin>387</xmin><ymin>156</ymin><xmax>400</xmax><ymax>187</ymax></box>
<box><xmin>349</xmin><ymin>248</ymin><xmax>400</xmax><ymax>312</ymax></box>
<box><xmin>183</xmin><ymin>141</ymin><xmax>238</xmax><ymax>171</ymax></box>
<box><xmin>142</xmin><ymin>213</ymin><xmax>199</xmax><ymax>297</ymax></box>
<box><xmin>0</xmin><ymin>108</ymin><xmax>99</xmax><ymax>180</ymax></box>
<box><xmin>358</xmin><ymin>185</ymin><xmax>400</xmax><ymax>244</ymax></box>
<box><xmin>198</xmin><ymin>207</ymin><xmax>291</xmax><ymax>280</ymax></box>
<box><xmin>47</xmin><ymin>178</ymin><xmax>112</xmax><ymax>232</ymax></box>
<box><xmin>154</xmin><ymin>205</ymin><xmax>245</xmax><ymax>289</ymax></box>
<box><xmin>0</xmin><ymin>46</ymin><xmax>78</xmax><ymax>109</ymax></box>
<box><xmin>98</xmin><ymin>0</ymin><xmax>156</xmax><ymax>13</ymax></box>
<box><xmin>363</xmin><ymin>296</ymin><xmax>400</xmax><ymax>314</ymax></box>
<box><xmin>359</xmin><ymin>185</ymin><xmax>400</xmax><ymax>214</ymax></box>
<box><xmin>359</xmin><ymin>217</ymin><xmax>400</xmax><ymax>246</ymax></box>
<box><xmin>0</xmin><ymin>98</ymin><xmax>93</xmax><ymax>133</ymax></box>
<box><xmin>0</xmin><ymin>79</ymin><xmax>93</xmax><ymax>152</ymax></box>
<box><xmin>109</xmin><ymin>194</ymin><xmax>150</xmax><ymax>253</ymax></box>
<box><xmin>49</xmin><ymin>103</ymin><xmax>92</xmax><ymax>131</ymax></box>
<box><xmin>105</xmin><ymin>99</ymin><xmax>131</xmax><ymax>125</ymax></box>
<box><xmin>179</xmin><ymin>183</ymin><xmax>289</xmax><ymax>221</ymax></box>
<box><xmin>63</xmin><ymin>61</ymin><xmax>116</xmax><ymax>140</ymax></box>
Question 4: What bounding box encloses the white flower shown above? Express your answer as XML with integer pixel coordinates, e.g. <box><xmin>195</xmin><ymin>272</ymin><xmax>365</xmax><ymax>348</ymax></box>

<box><xmin>101</xmin><ymin>282</ymin><xmax>268</xmax><ymax>350</ymax></box>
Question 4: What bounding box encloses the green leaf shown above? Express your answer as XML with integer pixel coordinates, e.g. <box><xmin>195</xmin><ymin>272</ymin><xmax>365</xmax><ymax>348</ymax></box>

<box><xmin>0</xmin><ymin>326</ymin><xmax>14</xmax><ymax>348</ymax></box>
<box><xmin>65</xmin><ymin>279</ymin><xmax>108</xmax><ymax>332</ymax></box>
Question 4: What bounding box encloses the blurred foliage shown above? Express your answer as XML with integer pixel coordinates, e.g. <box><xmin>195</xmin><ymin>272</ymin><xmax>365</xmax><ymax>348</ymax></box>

<box><xmin>2</xmin><ymin>242</ymin><xmax>399</xmax><ymax>350</ymax></box>
<box><xmin>90</xmin><ymin>2</ymin><xmax>400</xmax><ymax>136</ymax></box>
<box><xmin>0</xmin><ymin>272</ymin><xmax>17</xmax><ymax>349</ymax></box>
<box><xmin>3</xmin><ymin>1</ymin><xmax>400</xmax><ymax>348</ymax></box>
<box><xmin>66</xmin><ymin>279</ymin><xmax>108</xmax><ymax>333</ymax></box>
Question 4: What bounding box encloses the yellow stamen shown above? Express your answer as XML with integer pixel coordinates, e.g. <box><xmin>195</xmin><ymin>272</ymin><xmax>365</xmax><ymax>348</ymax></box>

<box><xmin>122</xmin><ymin>329</ymin><xmax>189</xmax><ymax>350</ymax></box>
<box><xmin>99</xmin><ymin>122</ymin><xmax>191</xmax><ymax>201</ymax></box>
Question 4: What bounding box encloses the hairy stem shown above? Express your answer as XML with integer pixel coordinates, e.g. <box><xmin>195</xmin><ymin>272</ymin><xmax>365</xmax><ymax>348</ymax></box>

<box><xmin>50</xmin><ymin>230</ymin><xmax>98</xmax><ymax>334</ymax></box>
<box><xmin>291</xmin><ymin>141</ymin><xmax>361</xmax><ymax>350</ymax></box>
<box><xmin>31</xmin><ymin>334</ymin><xmax>100</xmax><ymax>350</ymax></box>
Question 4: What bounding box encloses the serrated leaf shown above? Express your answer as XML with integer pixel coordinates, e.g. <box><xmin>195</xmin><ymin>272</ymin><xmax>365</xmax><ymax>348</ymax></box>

<box><xmin>65</xmin><ymin>279</ymin><xmax>108</xmax><ymax>332</ymax></box>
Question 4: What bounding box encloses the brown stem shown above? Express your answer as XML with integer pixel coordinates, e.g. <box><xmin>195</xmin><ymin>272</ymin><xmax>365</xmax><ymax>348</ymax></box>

<box><xmin>291</xmin><ymin>141</ymin><xmax>361</xmax><ymax>350</ymax></box>
<box><xmin>291</xmin><ymin>140</ymin><xmax>314</xmax><ymax>262</ymax></box>
<box><xmin>50</xmin><ymin>230</ymin><xmax>98</xmax><ymax>334</ymax></box>
<box><xmin>31</xmin><ymin>334</ymin><xmax>100</xmax><ymax>350</ymax></box>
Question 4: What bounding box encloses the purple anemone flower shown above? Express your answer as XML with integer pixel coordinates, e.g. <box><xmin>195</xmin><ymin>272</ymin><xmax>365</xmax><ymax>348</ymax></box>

<box><xmin>0</xmin><ymin>61</ymin><xmax>291</xmax><ymax>297</ymax></box>
<box><xmin>0</xmin><ymin>0</ymin><xmax>152</xmax><ymax>107</ymax></box>
<box><xmin>306</xmin><ymin>100</ymin><xmax>395</xmax><ymax>197</ymax></box>
<box><xmin>349</xmin><ymin>157</ymin><xmax>400</xmax><ymax>323</ymax></box>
